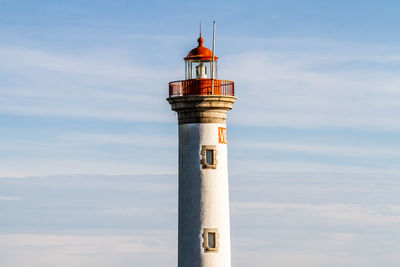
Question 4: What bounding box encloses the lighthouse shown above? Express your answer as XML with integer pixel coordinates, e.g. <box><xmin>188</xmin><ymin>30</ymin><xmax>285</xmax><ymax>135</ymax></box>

<box><xmin>167</xmin><ymin>29</ymin><xmax>236</xmax><ymax>267</ymax></box>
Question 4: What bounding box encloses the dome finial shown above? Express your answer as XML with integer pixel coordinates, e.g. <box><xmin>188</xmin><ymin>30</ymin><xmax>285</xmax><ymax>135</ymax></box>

<box><xmin>200</xmin><ymin>20</ymin><xmax>202</xmax><ymax>38</ymax></box>
<box><xmin>198</xmin><ymin>20</ymin><xmax>204</xmax><ymax>47</ymax></box>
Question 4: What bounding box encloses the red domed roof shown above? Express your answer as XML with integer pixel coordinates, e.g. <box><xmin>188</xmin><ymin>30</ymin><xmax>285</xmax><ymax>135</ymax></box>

<box><xmin>184</xmin><ymin>36</ymin><xmax>218</xmax><ymax>61</ymax></box>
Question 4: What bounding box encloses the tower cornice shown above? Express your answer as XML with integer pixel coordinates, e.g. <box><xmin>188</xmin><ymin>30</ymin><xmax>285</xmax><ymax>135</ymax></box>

<box><xmin>167</xmin><ymin>95</ymin><xmax>237</xmax><ymax>124</ymax></box>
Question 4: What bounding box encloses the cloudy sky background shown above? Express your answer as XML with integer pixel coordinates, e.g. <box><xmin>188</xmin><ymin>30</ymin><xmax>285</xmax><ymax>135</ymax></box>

<box><xmin>1</xmin><ymin>0</ymin><xmax>400</xmax><ymax>266</ymax></box>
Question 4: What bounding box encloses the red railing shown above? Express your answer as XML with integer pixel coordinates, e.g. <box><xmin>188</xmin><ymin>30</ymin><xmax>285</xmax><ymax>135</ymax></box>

<box><xmin>169</xmin><ymin>79</ymin><xmax>234</xmax><ymax>97</ymax></box>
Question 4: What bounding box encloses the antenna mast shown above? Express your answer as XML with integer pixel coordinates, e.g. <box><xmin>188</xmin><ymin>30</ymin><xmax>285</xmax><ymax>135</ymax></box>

<box><xmin>211</xmin><ymin>21</ymin><xmax>216</xmax><ymax>94</ymax></box>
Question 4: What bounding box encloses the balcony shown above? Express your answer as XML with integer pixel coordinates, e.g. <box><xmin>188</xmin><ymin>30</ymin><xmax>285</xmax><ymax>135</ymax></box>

<box><xmin>169</xmin><ymin>79</ymin><xmax>234</xmax><ymax>97</ymax></box>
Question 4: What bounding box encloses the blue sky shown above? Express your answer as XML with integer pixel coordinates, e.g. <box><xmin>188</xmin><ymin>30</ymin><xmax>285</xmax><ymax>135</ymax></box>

<box><xmin>1</xmin><ymin>0</ymin><xmax>400</xmax><ymax>266</ymax></box>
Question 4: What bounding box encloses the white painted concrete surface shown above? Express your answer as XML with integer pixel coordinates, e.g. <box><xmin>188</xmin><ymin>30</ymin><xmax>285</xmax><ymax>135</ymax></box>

<box><xmin>178</xmin><ymin>122</ymin><xmax>231</xmax><ymax>267</ymax></box>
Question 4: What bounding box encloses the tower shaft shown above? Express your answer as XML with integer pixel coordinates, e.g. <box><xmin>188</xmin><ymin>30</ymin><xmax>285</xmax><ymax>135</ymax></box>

<box><xmin>168</xmin><ymin>96</ymin><xmax>236</xmax><ymax>267</ymax></box>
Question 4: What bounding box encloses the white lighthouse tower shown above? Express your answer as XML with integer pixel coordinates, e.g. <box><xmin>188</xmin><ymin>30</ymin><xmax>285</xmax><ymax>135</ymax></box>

<box><xmin>167</xmin><ymin>31</ymin><xmax>236</xmax><ymax>267</ymax></box>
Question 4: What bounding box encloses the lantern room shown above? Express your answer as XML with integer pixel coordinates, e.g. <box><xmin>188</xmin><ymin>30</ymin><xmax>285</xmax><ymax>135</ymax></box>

<box><xmin>184</xmin><ymin>35</ymin><xmax>218</xmax><ymax>80</ymax></box>
<box><xmin>168</xmin><ymin>34</ymin><xmax>234</xmax><ymax>97</ymax></box>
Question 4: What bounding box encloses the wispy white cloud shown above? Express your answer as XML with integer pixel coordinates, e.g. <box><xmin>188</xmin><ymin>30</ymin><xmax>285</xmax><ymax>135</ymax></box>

<box><xmin>0</xmin><ymin>46</ymin><xmax>178</xmax><ymax>122</ymax></box>
<box><xmin>223</xmin><ymin>47</ymin><xmax>400</xmax><ymax>130</ymax></box>
<box><xmin>0</xmin><ymin>196</ymin><xmax>21</xmax><ymax>201</ymax></box>
<box><xmin>233</xmin><ymin>230</ymin><xmax>400</xmax><ymax>267</ymax></box>
<box><xmin>59</xmin><ymin>132</ymin><xmax>176</xmax><ymax>148</ymax></box>
<box><xmin>232</xmin><ymin>202</ymin><xmax>400</xmax><ymax>225</ymax></box>
<box><xmin>1</xmin><ymin>171</ymin><xmax>398</xmax><ymax>266</ymax></box>
<box><xmin>0</xmin><ymin>46</ymin><xmax>166</xmax><ymax>79</ymax></box>
<box><xmin>0</xmin><ymin>130</ymin><xmax>178</xmax><ymax>177</ymax></box>
<box><xmin>0</xmin><ymin>232</ymin><xmax>176</xmax><ymax>267</ymax></box>
<box><xmin>0</xmin><ymin>158</ymin><xmax>176</xmax><ymax>178</ymax></box>
<box><xmin>235</xmin><ymin>141</ymin><xmax>400</xmax><ymax>158</ymax></box>
<box><xmin>105</xmin><ymin>207</ymin><xmax>154</xmax><ymax>216</ymax></box>
<box><xmin>229</xmin><ymin>159</ymin><xmax>397</xmax><ymax>176</ymax></box>
<box><xmin>1</xmin><ymin>38</ymin><xmax>400</xmax><ymax>130</ymax></box>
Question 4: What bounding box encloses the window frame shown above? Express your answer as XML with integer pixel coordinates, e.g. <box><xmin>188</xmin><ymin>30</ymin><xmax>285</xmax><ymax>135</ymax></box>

<box><xmin>201</xmin><ymin>145</ymin><xmax>217</xmax><ymax>169</ymax></box>
<box><xmin>202</xmin><ymin>228</ymin><xmax>219</xmax><ymax>253</ymax></box>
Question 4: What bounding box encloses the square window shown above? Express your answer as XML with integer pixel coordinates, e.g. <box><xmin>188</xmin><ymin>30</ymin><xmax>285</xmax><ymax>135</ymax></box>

<box><xmin>203</xmin><ymin>228</ymin><xmax>219</xmax><ymax>252</ymax></box>
<box><xmin>201</xmin><ymin>145</ymin><xmax>217</xmax><ymax>169</ymax></box>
